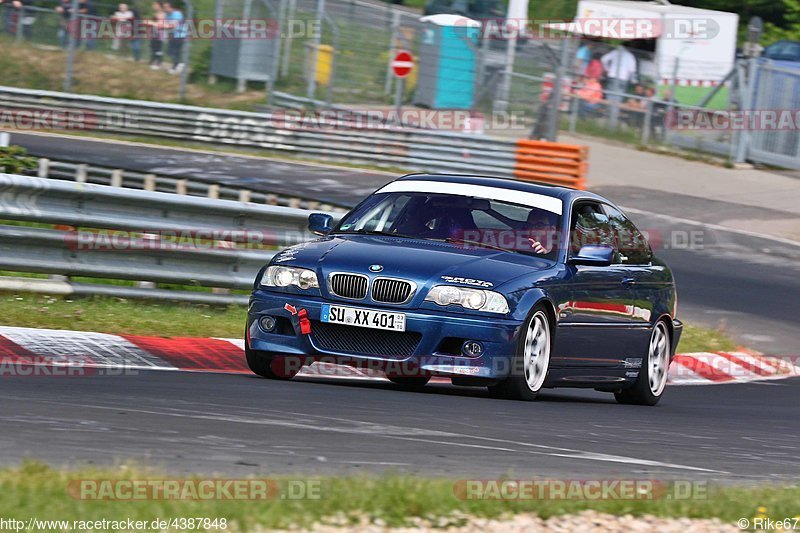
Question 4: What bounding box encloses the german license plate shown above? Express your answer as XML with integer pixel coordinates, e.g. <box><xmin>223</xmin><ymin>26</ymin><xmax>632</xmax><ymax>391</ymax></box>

<box><xmin>321</xmin><ymin>304</ymin><xmax>406</xmax><ymax>332</ymax></box>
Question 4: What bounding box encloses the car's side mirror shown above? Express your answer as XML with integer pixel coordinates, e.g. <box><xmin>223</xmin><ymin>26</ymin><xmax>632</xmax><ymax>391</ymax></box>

<box><xmin>569</xmin><ymin>245</ymin><xmax>614</xmax><ymax>267</ymax></box>
<box><xmin>308</xmin><ymin>213</ymin><xmax>334</xmax><ymax>236</ymax></box>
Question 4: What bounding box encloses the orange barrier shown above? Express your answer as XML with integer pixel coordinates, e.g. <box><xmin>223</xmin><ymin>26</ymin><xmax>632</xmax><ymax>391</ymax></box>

<box><xmin>513</xmin><ymin>139</ymin><xmax>588</xmax><ymax>190</ymax></box>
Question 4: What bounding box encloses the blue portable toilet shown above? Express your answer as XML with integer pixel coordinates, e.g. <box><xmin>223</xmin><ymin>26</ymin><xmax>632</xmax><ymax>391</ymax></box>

<box><xmin>414</xmin><ymin>14</ymin><xmax>480</xmax><ymax>110</ymax></box>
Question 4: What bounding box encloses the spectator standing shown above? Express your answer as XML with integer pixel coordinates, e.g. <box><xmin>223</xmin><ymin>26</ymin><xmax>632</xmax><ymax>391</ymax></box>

<box><xmin>601</xmin><ymin>45</ymin><xmax>637</xmax><ymax>126</ymax></box>
<box><xmin>110</xmin><ymin>3</ymin><xmax>134</xmax><ymax>51</ymax></box>
<box><xmin>2</xmin><ymin>0</ymin><xmax>28</xmax><ymax>38</ymax></box>
<box><xmin>574</xmin><ymin>41</ymin><xmax>592</xmax><ymax>74</ymax></box>
<box><xmin>163</xmin><ymin>1</ymin><xmax>186</xmax><ymax>74</ymax></box>
<box><xmin>77</xmin><ymin>0</ymin><xmax>97</xmax><ymax>50</ymax></box>
<box><xmin>128</xmin><ymin>5</ymin><xmax>141</xmax><ymax>61</ymax></box>
<box><xmin>147</xmin><ymin>1</ymin><xmax>165</xmax><ymax>69</ymax></box>
<box><xmin>55</xmin><ymin>0</ymin><xmax>72</xmax><ymax>48</ymax></box>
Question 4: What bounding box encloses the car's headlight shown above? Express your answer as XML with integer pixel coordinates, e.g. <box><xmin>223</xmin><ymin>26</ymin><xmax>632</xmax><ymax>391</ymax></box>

<box><xmin>261</xmin><ymin>265</ymin><xmax>319</xmax><ymax>289</ymax></box>
<box><xmin>425</xmin><ymin>285</ymin><xmax>509</xmax><ymax>314</ymax></box>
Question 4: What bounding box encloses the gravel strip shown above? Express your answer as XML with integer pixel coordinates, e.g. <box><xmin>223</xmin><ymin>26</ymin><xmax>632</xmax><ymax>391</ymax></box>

<box><xmin>285</xmin><ymin>511</ymin><xmax>739</xmax><ymax>532</ymax></box>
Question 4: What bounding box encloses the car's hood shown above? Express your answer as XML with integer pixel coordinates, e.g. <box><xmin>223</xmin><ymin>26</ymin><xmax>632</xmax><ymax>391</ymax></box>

<box><xmin>273</xmin><ymin>235</ymin><xmax>552</xmax><ymax>291</ymax></box>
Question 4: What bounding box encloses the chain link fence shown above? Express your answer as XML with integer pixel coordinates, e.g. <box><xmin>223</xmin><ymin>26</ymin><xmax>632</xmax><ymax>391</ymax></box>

<box><xmin>3</xmin><ymin>0</ymin><xmax>800</xmax><ymax>168</ymax></box>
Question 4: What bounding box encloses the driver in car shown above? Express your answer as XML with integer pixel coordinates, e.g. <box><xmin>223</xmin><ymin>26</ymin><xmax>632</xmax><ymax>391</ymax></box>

<box><xmin>526</xmin><ymin>210</ymin><xmax>559</xmax><ymax>254</ymax></box>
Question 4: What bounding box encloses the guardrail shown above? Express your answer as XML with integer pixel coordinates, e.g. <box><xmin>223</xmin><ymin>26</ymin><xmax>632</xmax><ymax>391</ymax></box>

<box><xmin>34</xmin><ymin>158</ymin><xmax>347</xmax><ymax>211</ymax></box>
<box><xmin>0</xmin><ymin>173</ymin><xmax>340</xmax><ymax>304</ymax></box>
<box><xmin>0</xmin><ymin>86</ymin><xmax>588</xmax><ymax>188</ymax></box>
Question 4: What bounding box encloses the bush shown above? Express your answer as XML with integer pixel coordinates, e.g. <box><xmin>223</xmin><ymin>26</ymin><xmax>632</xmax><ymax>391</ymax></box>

<box><xmin>0</xmin><ymin>145</ymin><xmax>37</xmax><ymax>174</ymax></box>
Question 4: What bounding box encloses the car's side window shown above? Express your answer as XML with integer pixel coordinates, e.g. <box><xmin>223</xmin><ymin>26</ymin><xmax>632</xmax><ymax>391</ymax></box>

<box><xmin>602</xmin><ymin>205</ymin><xmax>653</xmax><ymax>265</ymax></box>
<box><xmin>569</xmin><ymin>201</ymin><xmax>614</xmax><ymax>256</ymax></box>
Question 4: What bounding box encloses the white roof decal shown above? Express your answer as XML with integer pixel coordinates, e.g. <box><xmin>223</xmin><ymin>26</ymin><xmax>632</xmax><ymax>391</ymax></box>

<box><xmin>376</xmin><ymin>180</ymin><xmax>563</xmax><ymax>215</ymax></box>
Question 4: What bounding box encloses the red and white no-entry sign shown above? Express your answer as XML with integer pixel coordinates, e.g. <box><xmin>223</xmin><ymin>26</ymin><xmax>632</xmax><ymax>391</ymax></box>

<box><xmin>391</xmin><ymin>50</ymin><xmax>414</xmax><ymax>78</ymax></box>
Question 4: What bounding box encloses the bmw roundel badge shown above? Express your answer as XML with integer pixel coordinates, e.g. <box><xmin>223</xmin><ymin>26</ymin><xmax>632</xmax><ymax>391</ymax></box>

<box><xmin>369</xmin><ymin>264</ymin><xmax>384</xmax><ymax>273</ymax></box>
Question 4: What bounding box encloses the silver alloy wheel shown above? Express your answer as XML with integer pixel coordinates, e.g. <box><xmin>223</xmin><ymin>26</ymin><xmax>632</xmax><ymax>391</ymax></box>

<box><xmin>648</xmin><ymin>322</ymin><xmax>670</xmax><ymax>396</ymax></box>
<box><xmin>523</xmin><ymin>310</ymin><xmax>551</xmax><ymax>392</ymax></box>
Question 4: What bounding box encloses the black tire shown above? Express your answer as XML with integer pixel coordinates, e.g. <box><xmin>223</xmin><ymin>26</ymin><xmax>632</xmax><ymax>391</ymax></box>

<box><xmin>488</xmin><ymin>305</ymin><xmax>552</xmax><ymax>401</ymax></box>
<box><xmin>615</xmin><ymin>320</ymin><xmax>671</xmax><ymax>406</ymax></box>
<box><xmin>245</xmin><ymin>345</ymin><xmax>301</xmax><ymax>380</ymax></box>
<box><xmin>387</xmin><ymin>376</ymin><xmax>430</xmax><ymax>389</ymax></box>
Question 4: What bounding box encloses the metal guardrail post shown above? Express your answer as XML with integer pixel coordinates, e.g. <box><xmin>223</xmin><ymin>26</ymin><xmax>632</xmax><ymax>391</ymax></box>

<box><xmin>110</xmin><ymin>169</ymin><xmax>123</xmax><ymax>187</ymax></box>
<box><xmin>734</xmin><ymin>58</ymin><xmax>757</xmax><ymax>165</ymax></box>
<box><xmin>63</xmin><ymin>0</ymin><xmax>80</xmax><ymax>92</ymax></box>
<box><xmin>15</xmin><ymin>7</ymin><xmax>24</xmax><ymax>42</ymax></box>
<box><xmin>568</xmin><ymin>90</ymin><xmax>578</xmax><ymax>134</ymax></box>
<box><xmin>37</xmin><ymin>158</ymin><xmax>50</xmax><ymax>177</ymax></box>
<box><xmin>641</xmin><ymin>100</ymin><xmax>652</xmax><ymax>146</ymax></box>
<box><xmin>306</xmin><ymin>0</ymin><xmax>326</xmax><ymax>101</ymax></box>
<box><xmin>178</xmin><ymin>0</ymin><xmax>194</xmax><ymax>102</ymax></box>
<box><xmin>384</xmin><ymin>9</ymin><xmax>400</xmax><ymax>95</ymax></box>
<box><xmin>75</xmin><ymin>164</ymin><xmax>88</xmax><ymax>182</ymax></box>
<box><xmin>280</xmin><ymin>0</ymin><xmax>296</xmax><ymax>78</ymax></box>
<box><xmin>546</xmin><ymin>39</ymin><xmax>570</xmax><ymax>142</ymax></box>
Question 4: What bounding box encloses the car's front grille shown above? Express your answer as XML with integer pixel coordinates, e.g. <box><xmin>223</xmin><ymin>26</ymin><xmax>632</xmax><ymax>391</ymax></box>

<box><xmin>372</xmin><ymin>278</ymin><xmax>414</xmax><ymax>304</ymax></box>
<box><xmin>311</xmin><ymin>322</ymin><xmax>421</xmax><ymax>358</ymax></box>
<box><xmin>329</xmin><ymin>273</ymin><xmax>369</xmax><ymax>300</ymax></box>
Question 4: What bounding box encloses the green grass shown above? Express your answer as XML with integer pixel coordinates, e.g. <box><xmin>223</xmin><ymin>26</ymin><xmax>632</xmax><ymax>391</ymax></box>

<box><xmin>0</xmin><ymin>461</ymin><xmax>798</xmax><ymax>530</ymax></box>
<box><xmin>0</xmin><ymin>293</ymin><xmax>245</xmax><ymax>338</ymax></box>
<box><xmin>0</xmin><ymin>292</ymin><xmax>742</xmax><ymax>353</ymax></box>
<box><xmin>678</xmin><ymin>324</ymin><xmax>740</xmax><ymax>353</ymax></box>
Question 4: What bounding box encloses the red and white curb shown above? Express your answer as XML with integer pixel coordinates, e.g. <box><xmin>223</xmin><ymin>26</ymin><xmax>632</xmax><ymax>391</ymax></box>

<box><xmin>0</xmin><ymin>326</ymin><xmax>797</xmax><ymax>386</ymax></box>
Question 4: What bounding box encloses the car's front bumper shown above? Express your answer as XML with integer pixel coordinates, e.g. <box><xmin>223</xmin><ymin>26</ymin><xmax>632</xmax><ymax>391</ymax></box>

<box><xmin>247</xmin><ymin>289</ymin><xmax>523</xmax><ymax>380</ymax></box>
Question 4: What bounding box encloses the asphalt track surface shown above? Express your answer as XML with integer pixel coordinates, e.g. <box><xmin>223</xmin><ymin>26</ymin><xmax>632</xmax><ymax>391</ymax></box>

<box><xmin>1</xmin><ymin>370</ymin><xmax>799</xmax><ymax>480</ymax></box>
<box><xmin>4</xmin><ymin>132</ymin><xmax>800</xmax><ymax>480</ymax></box>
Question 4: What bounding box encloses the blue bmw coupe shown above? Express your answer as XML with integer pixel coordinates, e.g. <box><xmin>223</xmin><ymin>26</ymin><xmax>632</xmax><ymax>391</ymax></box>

<box><xmin>246</xmin><ymin>174</ymin><xmax>682</xmax><ymax>405</ymax></box>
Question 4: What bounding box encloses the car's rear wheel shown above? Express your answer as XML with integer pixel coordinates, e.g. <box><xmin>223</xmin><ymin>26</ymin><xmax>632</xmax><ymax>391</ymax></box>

<box><xmin>245</xmin><ymin>345</ymin><xmax>302</xmax><ymax>380</ymax></box>
<box><xmin>615</xmin><ymin>320</ymin><xmax>670</xmax><ymax>406</ymax></box>
<box><xmin>387</xmin><ymin>376</ymin><xmax>431</xmax><ymax>389</ymax></box>
<box><xmin>488</xmin><ymin>306</ymin><xmax>552</xmax><ymax>401</ymax></box>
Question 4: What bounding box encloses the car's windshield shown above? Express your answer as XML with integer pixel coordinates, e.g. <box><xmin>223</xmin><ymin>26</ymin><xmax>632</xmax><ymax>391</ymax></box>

<box><xmin>333</xmin><ymin>192</ymin><xmax>563</xmax><ymax>258</ymax></box>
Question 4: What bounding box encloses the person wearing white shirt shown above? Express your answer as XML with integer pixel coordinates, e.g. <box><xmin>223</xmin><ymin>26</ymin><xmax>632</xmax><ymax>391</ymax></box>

<box><xmin>601</xmin><ymin>45</ymin><xmax>637</xmax><ymax>127</ymax></box>
<box><xmin>601</xmin><ymin>46</ymin><xmax>638</xmax><ymax>83</ymax></box>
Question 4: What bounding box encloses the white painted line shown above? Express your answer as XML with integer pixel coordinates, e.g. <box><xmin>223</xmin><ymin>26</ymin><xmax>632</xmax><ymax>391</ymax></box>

<box><xmin>621</xmin><ymin>206</ymin><xmax>800</xmax><ymax>248</ymax></box>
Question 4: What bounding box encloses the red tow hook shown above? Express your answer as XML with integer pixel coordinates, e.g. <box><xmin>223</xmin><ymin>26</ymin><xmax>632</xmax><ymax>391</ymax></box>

<box><xmin>298</xmin><ymin>309</ymin><xmax>312</xmax><ymax>335</ymax></box>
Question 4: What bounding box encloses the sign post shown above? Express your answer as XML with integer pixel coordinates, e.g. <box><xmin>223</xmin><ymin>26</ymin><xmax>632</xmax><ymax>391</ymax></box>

<box><xmin>390</xmin><ymin>50</ymin><xmax>414</xmax><ymax>120</ymax></box>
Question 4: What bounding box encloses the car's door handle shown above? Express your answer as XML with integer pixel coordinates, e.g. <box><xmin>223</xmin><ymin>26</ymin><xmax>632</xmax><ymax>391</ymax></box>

<box><xmin>622</xmin><ymin>277</ymin><xmax>637</xmax><ymax>287</ymax></box>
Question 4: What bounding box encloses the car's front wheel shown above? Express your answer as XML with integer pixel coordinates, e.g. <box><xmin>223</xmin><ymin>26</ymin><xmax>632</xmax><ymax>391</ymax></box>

<box><xmin>245</xmin><ymin>345</ymin><xmax>302</xmax><ymax>380</ymax></box>
<box><xmin>615</xmin><ymin>320</ymin><xmax>671</xmax><ymax>406</ymax></box>
<box><xmin>488</xmin><ymin>306</ymin><xmax>552</xmax><ymax>401</ymax></box>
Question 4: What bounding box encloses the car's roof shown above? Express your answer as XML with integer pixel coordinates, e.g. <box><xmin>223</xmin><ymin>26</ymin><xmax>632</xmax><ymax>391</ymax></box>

<box><xmin>394</xmin><ymin>173</ymin><xmax>608</xmax><ymax>205</ymax></box>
